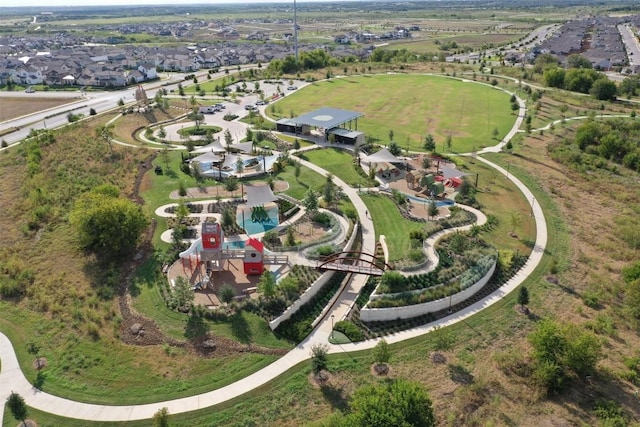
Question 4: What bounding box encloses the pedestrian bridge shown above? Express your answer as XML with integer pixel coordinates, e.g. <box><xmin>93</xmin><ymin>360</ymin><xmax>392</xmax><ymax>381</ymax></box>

<box><xmin>315</xmin><ymin>251</ymin><xmax>392</xmax><ymax>276</ymax></box>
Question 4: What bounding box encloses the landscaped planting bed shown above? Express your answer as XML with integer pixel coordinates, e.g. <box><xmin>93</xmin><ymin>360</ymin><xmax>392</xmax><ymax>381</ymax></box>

<box><xmin>274</xmin><ymin>271</ymin><xmax>348</xmax><ymax>342</ymax></box>
<box><xmin>369</xmin><ymin>233</ymin><xmax>497</xmax><ymax>308</ymax></box>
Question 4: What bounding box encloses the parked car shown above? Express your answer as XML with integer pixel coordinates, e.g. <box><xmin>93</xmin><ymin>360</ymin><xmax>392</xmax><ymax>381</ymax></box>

<box><xmin>245</xmin><ymin>104</ymin><xmax>257</xmax><ymax>111</ymax></box>
<box><xmin>287</xmin><ymin>86</ymin><xmax>297</xmax><ymax>91</ymax></box>
<box><xmin>256</xmin><ymin>100</ymin><xmax>268</xmax><ymax>105</ymax></box>
<box><xmin>25</xmin><ymin>87</ymin><xmax>35</xmax><ymax>93</ymax></box>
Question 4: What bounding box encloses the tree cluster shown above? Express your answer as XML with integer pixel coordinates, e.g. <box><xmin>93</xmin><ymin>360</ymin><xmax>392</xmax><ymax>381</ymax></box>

<box><xmin>528</xmin><ymin>319</ymin><xmax>601</xmax><ymax>395</ymax></box>
<box><xmin>574</xmin><ymin>118</ymin><xmax>640</xmax><ymax>172</ymax></box>
<box><xmin>69</xmin><ymin>184</ymin><xmax>149</xmax><ymax>260</ymax></box>
<box><xmin>537</xmin><ymin>54</ymin><xmax>617</xmax><ymax>100</ymax></box>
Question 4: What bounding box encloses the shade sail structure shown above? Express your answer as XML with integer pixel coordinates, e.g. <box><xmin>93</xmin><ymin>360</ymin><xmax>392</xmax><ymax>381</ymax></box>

<box><xmin>191</xmin><ymin>151</ymin><xmax>222</xmax><ymax>163</ymax></box>
<box><xmin>191</xmin><ymin>140</ymin><xmax>226</xmax><ymax>154</ymax></box>
<box><xmin>365</xmin><ymin>147</ymin><xmax>402</xmax><ymax>164</ymax></box>
<box><xmin>291</xmin><ymin>107</ymin><xmax>362</xmax><ymax>129</ymax></box>
<box><xmin>245</xmin><ymin>184</ymin><xmax>278</xmax><ymax>208</ymax></box>
<box><xmin>230</xmin><ymin>141</ymin><xmax>254</xmax><ymax>153</ymax></box>
<box><xmin>439</xmin><ymin>166</ymin><xmax>473</xmax><ymax>180</ymax></box>
<box><xmin>221</xmin><ymin>153</ymin><xmax>239</xmax><ymax>170</ymax></box>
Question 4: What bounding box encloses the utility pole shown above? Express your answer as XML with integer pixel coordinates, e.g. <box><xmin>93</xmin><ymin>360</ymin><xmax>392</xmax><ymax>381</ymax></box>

<box><xmin>294</xmin><ymin>0</ymin><xmax>299</xmax><ymax>68</ymax></box>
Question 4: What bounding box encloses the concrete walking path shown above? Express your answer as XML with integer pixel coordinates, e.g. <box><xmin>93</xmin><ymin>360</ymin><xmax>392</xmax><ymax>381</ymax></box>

<box><xmin>0</xmin><ymin>84</ymin><xmax>548</xmax><ymax>423</ymax></box>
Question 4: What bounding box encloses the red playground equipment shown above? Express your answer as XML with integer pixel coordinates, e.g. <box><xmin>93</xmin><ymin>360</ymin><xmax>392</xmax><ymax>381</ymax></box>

<box><xmin>243</xmin><ymin>238</ymin><xmax>265</xmax><ymax>275</ymax></box>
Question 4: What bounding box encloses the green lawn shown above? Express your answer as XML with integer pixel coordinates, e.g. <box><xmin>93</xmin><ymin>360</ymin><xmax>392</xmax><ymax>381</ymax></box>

<box><xmin>0</xmin><ymin>158</ymin><xmax>566</xmax><ymax>426</ymax></box>
<box><xmin>272</xmin><ymin>163</ymin><xmax>326</xmax><ymax>200</ymax></box>
<box><xmin>299</xmin><ymin>147</ymin><xmax>371</xmax><ymax>187</ymax></box>
<box><xmin>269</xmin><ymin>74</ymin><xmax>515</xmax><ymax>153</ymax></box>
<box><xmin>361</xmin><ymin>193</ymin><xmax>425</xmax><ymax>263</ymax></box>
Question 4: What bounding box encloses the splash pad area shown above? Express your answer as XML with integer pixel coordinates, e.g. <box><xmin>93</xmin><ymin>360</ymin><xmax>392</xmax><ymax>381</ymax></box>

<box><xmin>236</xmin><ymin>202</ymin><xmax>279</xmax><ymax>235</ymax></box>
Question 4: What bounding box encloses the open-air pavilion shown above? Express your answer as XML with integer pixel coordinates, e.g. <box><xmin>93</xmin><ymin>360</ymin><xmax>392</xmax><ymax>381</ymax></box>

<box><xmin>278</xmin><ymin>107</ymin><xmax>364</xmax><ymax>144</ymax></box>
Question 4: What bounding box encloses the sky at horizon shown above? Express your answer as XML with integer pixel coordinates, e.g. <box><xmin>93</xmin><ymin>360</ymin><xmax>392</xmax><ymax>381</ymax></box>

<box><xmin>1</xmin><ymin>0</ymin><xmax>338</xmax><ymax>8</ymax></box>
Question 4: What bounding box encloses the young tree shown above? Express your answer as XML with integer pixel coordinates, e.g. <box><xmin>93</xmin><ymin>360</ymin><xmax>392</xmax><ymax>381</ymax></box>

<box><xmin>311</xmin><ymin>344</ymin><xmax>329</xmax><ymax>379</ymax></box>
<box><xmin>373</xmin><ymin>339</ymin><xmax>391</xmax><ymax>366</ymax></box>
<box><xmin>96</xmin><ymin>123</ymin><xmax>115</xmax><ymax>153</ymax></box>
<box><xmin>509</xmin><ymin>210</ymin><xmax>522</xmax><ymax>236</ymax></box>
<box><xmin>492</xmin><ymin>127</ymin><xmax>499</xmax><ymax>140</ymax></box>
<box><xmin>518</xmin><ymin>286</ymin><xmax>530</xmax><ymax>309</ymax></box>
<box><xmin>235</xmin><ymin>157</ymin><xmax>244</xmax><ymax>199</ymax></box>
<box><xmin>445</xmin><ymin>134</ymin><xmax>452</xmax><ymax>151</ymax></box>
<box><xmin>428</xmin><ymin>200</ymin><xmax>439</xmax><ymax>220</ymax></box>
<box><xmin>303</xmin><ymin>188</ymin><xmax>319</xmax><ymax>213</ymax></box>
<box><xmin>258</xmin><ymin>270</ymin><xmax>276</xmax><ymax>299</ymax></box>
<box><xmin>388</xmin><ymin>141</ymin><xmax>402</xmax><ymax>156</ymax></box>
<box><xmin>187</xmin><ymin>109</ymin><xmax>205</xmax><ymax>130</ymax></box>
<box><xmin>224</xmin><ymin>128</ymin><xmax>233</xmax><ymax>148</ymax></box>
<box><xmin>344</xmin><ymin>379</ymin><xmax>436</xmax><ymax>427</ymax></box>
<box><xmin>423</xmin><ymin>134</ymin><xmax>436</xmax><ymax>151</ymax></box>
<box><xmin>153</xmin><ymin>407</ymin><xmax>170</xmax><ymax>427</ymax></box>
<box><xmin>170</xmin><ymin>276</ymin><xmax>194</xmax><ymax>311</ymax></box>
<box><xmin>218</xmin><ymin>284</ymin><xmax>236</xmax><ymax>305</ymax></box>
<box><xmin>224</xmin><ymin>176</ymin><xmax>239</xmax><ymax>195</ymax></box>
<box><xmin>286</xmin><ymin>225</ymin><xmax>296</xmax><ymax>246</ymax></box>
<box><xmin>157</xmin><ymin>126</ymin><xmax>167</xmax><ymax>142</ymax></box>
<box><xmin>388</xmin><ymin>129</ymin><xmax>394</xmax><ymax>142</ymax></box>
<box><xmin>7</xmin><ymin>392</ymin><xmax>28</xmax><ymax>427</ymax></box>
<box><xmin>27</xmin><ymin>341</ymin><xmax>42</xmax><ymax>369</ymax></box>
<box><xmin>421</xmin><ymin>156</ymin><xmax>431</xmax><ymax>170</ymax></box>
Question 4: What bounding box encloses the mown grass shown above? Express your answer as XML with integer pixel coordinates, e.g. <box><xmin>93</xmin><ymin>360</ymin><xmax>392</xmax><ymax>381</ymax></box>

<box><xmin>269</xmin><ymin>74</ymin><xmax>515</xmax><ymax>153</ymax></box>
<box><xmin>272</xmin><ymin>163</ymin><xmax>326</xmax><ymax>201</ymax></box>
<box><xmin>361</xmin><ymin>193</ymin><xmax>425</xmax><ymax>263</ymax></box>
<box><xmin>454</xmin><ymin>156</ymin><xmax>536</xmax><ymax>255</ymax></box>
<box><xmin>131</xmin><ymin>259</ymin><xmax>292</xmax><ymax>348</ymax></box>
<box><xmin>299</xmin><ymin>147</ymin><xmax>370</xmax><ymax>187</ymax></box>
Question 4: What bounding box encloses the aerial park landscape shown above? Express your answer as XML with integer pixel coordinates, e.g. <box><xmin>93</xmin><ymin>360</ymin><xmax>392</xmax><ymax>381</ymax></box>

<box><xmin>1</xmin><ymin>0</ymin><xmax>640</xmax><ymax>426</ymax></box>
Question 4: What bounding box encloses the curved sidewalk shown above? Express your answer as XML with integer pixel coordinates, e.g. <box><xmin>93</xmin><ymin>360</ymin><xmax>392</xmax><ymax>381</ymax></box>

<box><xmin>0</xmin><ymin>83</ymin><xmax>546</xmax><ymax>423</ymax></box>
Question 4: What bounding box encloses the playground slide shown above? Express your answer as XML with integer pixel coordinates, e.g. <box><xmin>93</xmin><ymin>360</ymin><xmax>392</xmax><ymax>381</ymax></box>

<box><xmin>179</xmin><ymin>238</ymin><xmax>202</xmax><ymax>259</ymax></box>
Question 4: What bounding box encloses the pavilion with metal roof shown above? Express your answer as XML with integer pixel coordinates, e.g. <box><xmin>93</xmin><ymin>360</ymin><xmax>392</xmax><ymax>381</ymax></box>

<box><xmin>291</xmin><ymin>107</ymin><xmax>363</xmax><ymax>130</ymax></box>
<box><xmin>277</xmin><ymin>107</ymin><xmax>364</xmax><ymax>144</ymax></box>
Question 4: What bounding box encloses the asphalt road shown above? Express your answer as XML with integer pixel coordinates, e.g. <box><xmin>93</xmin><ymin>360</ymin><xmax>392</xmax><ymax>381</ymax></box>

<box><xmin>0</xmin><ymin>65</ymin><xmax>257</xmax><ymax>147</ymax></box>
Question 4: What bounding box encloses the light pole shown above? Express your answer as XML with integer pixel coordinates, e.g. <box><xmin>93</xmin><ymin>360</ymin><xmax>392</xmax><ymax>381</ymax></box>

<box><xmin>531</xmin><ymin>196</ymin><xmax>536</xmax><ymax>217</ymax></box>
<box><xmin>330</xmin><ymin>314</ymin><xmax>334</xmax><ymax>340</ymax></box>
<box><xmin>293</xmin><ymin>0</ymin><xmax>298</xmax><ymax>67</ymax></box>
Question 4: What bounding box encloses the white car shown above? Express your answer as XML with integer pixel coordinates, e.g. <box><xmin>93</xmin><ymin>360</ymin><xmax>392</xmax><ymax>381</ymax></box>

<box><xmin>25</xmin><ymin>87</ymin><xmax>35</xmax><ymax>93</ymax></box>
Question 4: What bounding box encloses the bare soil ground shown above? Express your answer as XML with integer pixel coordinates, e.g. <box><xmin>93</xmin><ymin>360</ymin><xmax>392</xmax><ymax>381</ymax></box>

<box><xmin>0</xmin><ymin>97</ymin><xmax>78</xmax><ymax>122</ymax></box>
<box><xmin>169</xmin><ymin>180</ymin><xmax>289</xmax><ymax>199</ymax></box>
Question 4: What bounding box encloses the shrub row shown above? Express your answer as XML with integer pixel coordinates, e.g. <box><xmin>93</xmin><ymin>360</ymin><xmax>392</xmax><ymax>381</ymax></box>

<box><xmin>334</xmin><ymin>320</ymin><xmax>365</xmax><ymax>342</ymax></box>
<box><xmin>274</xmin><ymin>272</ymin><xmax>347</xmax><ymax>342</ymax></box>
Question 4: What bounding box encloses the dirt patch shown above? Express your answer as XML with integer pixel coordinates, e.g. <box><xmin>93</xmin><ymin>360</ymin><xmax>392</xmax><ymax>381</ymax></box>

<box><xmin>370</xmin><ymin>362</ymin><xmax>391</xmax><ymax>376</ymax></box>
<box><xmin>32</xmin><ymin>357</ymin><xmax>48</xmax><ymax>370</ymax></box>
<box><xmin>0</xmin><ymin>97</ymin><xmax>77</xmax><ymax>122</ymax></box>
<box><xmin>288</xmin><ymin>221</ymin><xmax>332</xmax><ymax>246</ymax></box>
<box><xmin>169</xmin><ymin>180</ymin><xmax>289</xmax><ymax>200</ymax></box>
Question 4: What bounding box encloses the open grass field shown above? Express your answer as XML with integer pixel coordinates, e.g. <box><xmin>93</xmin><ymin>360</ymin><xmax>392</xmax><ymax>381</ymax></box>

<box><xmin>361</xmin><ymin>193</ymin><xmax>426</xmax><ymax>263</ymax></box>
<box><xmin>0</xmin><ymin>96</ymin><xmax>79</xmax><ymax>122</ymax></box>
<box><xmin>298</xmin><ymin>147</ymin><xmax>373</xmax><ymax>187</ymax></box>
<box><xmin>270</xmin><ymin>74</ymin><xmax>514</xmax><ymax>153</ymax></box>
<box><xmin>4</xmin><ymin>46</ymin><xmax>640</xmax><ymax>425</ymax></box>
<box><xmin>387</xmin><ymin>32</ymin><xmax>526</xmax><ymax>54</ymax></box>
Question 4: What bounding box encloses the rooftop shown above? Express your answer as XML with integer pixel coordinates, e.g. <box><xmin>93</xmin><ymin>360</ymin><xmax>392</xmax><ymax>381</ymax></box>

<box><xmin>291</xmin><ymin>107</ymin><xmax>363</xmax><ymax>130</ymax></box>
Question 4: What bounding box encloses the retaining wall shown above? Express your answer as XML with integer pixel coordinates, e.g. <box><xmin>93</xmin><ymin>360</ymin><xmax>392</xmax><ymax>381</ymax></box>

<box><xmin>359</xmin><ymin>260</ymin><xmax>496</xmax><ymax>322</ymax></box>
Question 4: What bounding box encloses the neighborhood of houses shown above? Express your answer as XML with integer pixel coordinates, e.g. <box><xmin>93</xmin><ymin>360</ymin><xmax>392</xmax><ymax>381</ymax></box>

<box><xmin>1</xmin><ymin>11</ymin><xmax>639</xmax><ymax>89</ymax></box>
<box><xmin>0</xmin><ymin>38</ymin><xmax>371</xmax><ymax>88</ymax></box>
<box><xmin>505</xmin><ymin>14</ymin><xmax>640</xmax><ymax>73</ymax></box>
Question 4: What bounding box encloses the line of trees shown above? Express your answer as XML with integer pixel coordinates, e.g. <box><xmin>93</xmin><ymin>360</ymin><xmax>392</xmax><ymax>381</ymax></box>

<box><xmin>536</xmin><ymin>53</ymin><xmax>617</xmax><ymax>100</ymax></box>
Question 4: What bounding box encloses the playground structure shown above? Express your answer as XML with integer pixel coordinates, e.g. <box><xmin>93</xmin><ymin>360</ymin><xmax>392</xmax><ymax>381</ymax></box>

<box><xmin>177</xmin><ymin>221</ymin><xmax>288</xmax><ymax>295</ymax></box>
